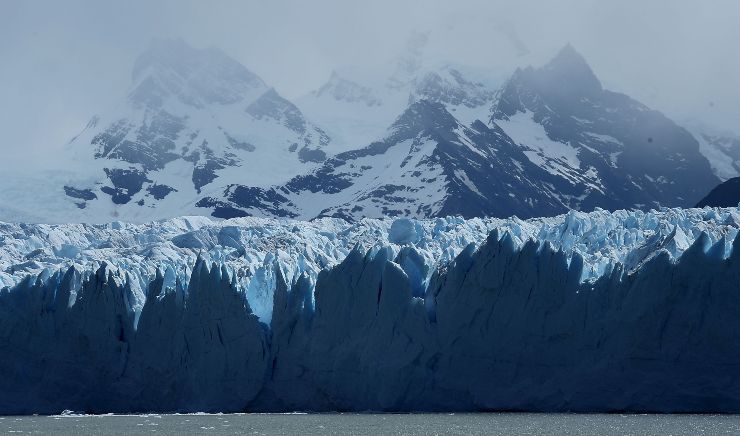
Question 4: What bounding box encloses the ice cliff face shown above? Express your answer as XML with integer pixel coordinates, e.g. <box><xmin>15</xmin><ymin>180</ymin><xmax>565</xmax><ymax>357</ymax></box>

<box><xmin>1</xmin><ymin>207</ymin><xmax>740</xmax><ymax>413</ymax></box>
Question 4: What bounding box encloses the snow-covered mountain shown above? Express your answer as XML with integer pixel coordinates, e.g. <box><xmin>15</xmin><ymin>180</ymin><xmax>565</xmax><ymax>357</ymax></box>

<box><xmin>56</xmin><ymin>39</ymin><xmax>336</xmax><ymax>222</ymax></box>
<box><xmin>208</xmin><ymin>99</ymin><xmax>572</xmax><ymax>220</ymax></box>
<box><xmin>491</xmin><ymin>44</ymin><xmax>720</xmax><ymax>211</ymax></box>
<box><xmin>0</xmin><ymin>39</ymin><xmax>725</xmax><ymax>223</ymax></box>
<box><xmin>206</xmin><ymin>45</ymin><xmax>720</xmax><ymax>220</ymax></box>
<box><xmin>2</xmin><ymin>206</ymin><xmax>740</xmax><ymax>413</ymax></box>
<box><xmin>295</xmin><ymin>42</ymin><xmax>499</xmax><ymax>152</ymax></box>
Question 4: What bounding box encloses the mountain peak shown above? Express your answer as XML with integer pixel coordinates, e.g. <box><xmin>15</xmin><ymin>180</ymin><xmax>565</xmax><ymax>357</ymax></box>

<box><xmin>553</xmin><ymin>43</ymin><xmax>583</xmax><ymax>63</ymax></box>
<box><xmin>388</xmin><ymin>99</ymin><xmax>459</xmax><ymax>138</ymax></box>
<box><xmin>388</xmin><ymin>31</ymin><xmax>429</xmax><ymax>89</ymax></box>
<box><xmin>538</xmin><ymin>44</ymin><xmax>602</xmax><ymax>95</ymax></box>
<box><xmin>129</xmin><ymin>38</ymin><xmax>267</xmax><ymax>108</ymax></box>
<box><xmin>132</xmin><ymin>38</ymin><xmax>207</xmax><ymax>81</ymax></box>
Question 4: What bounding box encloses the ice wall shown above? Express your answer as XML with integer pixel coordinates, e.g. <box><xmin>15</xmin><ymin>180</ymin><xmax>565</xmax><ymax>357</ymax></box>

<box><xmin>1</xmin><ymin>212</ymin><xmax>739</xmax><ymax>413</ymax></box>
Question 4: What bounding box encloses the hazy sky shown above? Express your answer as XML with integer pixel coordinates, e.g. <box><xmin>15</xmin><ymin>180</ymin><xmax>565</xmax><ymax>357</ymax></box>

<box><xmin>1</xmin><ymin>0</ymin><xmax>738</xmax><ymax>164</ymax></box>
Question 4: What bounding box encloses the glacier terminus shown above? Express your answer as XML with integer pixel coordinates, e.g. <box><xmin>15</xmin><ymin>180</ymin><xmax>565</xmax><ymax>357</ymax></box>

<box><xmin>1</xmin><ymin>206</ymin><xmax>739</xmax><ymax>413</ymax></box>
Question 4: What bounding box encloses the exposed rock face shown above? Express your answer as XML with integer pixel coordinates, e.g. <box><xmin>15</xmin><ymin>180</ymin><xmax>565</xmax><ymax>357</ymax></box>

<box><xmin>696</xmin><ymin>177</ymin><xmax>740</xmax><ymax>208</ymax></box>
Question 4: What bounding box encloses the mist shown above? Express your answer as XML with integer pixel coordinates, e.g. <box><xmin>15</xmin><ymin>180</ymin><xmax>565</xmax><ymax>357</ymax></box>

<box><xmin>1</xmin><ymin>0</ymin><xmax>738</xmax><ymax>167</ymax></box>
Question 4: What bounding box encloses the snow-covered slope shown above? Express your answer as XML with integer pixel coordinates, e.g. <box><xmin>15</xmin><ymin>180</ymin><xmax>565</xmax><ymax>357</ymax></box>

<box><xmin>262</xmin><ymin>100</ymin><xmax>574</xmax><ymax>220</ymax></box>
<box><xmin>689</xmin><ymin>125</ymin><xmax>740</xmax><ymax>181</ymax></box>
<box><xmin>295</xmin><ymin>68</ymin><xmax>406</xmax><ymax>150</ymax></box>
<box><xmin>1</xmin><ymin>206</ymin><xmax>740</xmax><ymax>413</ymax></box>
<box><xmin>296</xmin><ymin>64</ymin><xmax>497</xmax><ymax>152</ymax></box>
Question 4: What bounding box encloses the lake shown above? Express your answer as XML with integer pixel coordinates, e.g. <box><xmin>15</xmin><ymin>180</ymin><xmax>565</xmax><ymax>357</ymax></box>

<box><xmin>2</xmin><ymin>413</ymin><xmax>739</xmax><ymax>435</ymax></box>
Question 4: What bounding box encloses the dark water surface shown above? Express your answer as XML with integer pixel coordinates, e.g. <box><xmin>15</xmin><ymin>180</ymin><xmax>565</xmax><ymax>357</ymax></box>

<box><xmin>2</xmin><ymin>413</ymin><xmax>740</xmax><ymax>435</ymax></box>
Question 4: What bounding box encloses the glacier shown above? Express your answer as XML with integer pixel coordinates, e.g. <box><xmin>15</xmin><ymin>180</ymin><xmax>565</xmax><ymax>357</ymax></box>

<box><xmin>1</xmin><ymin>206</ymin><xmax>740</xmax><ymax>413</ymax></box>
